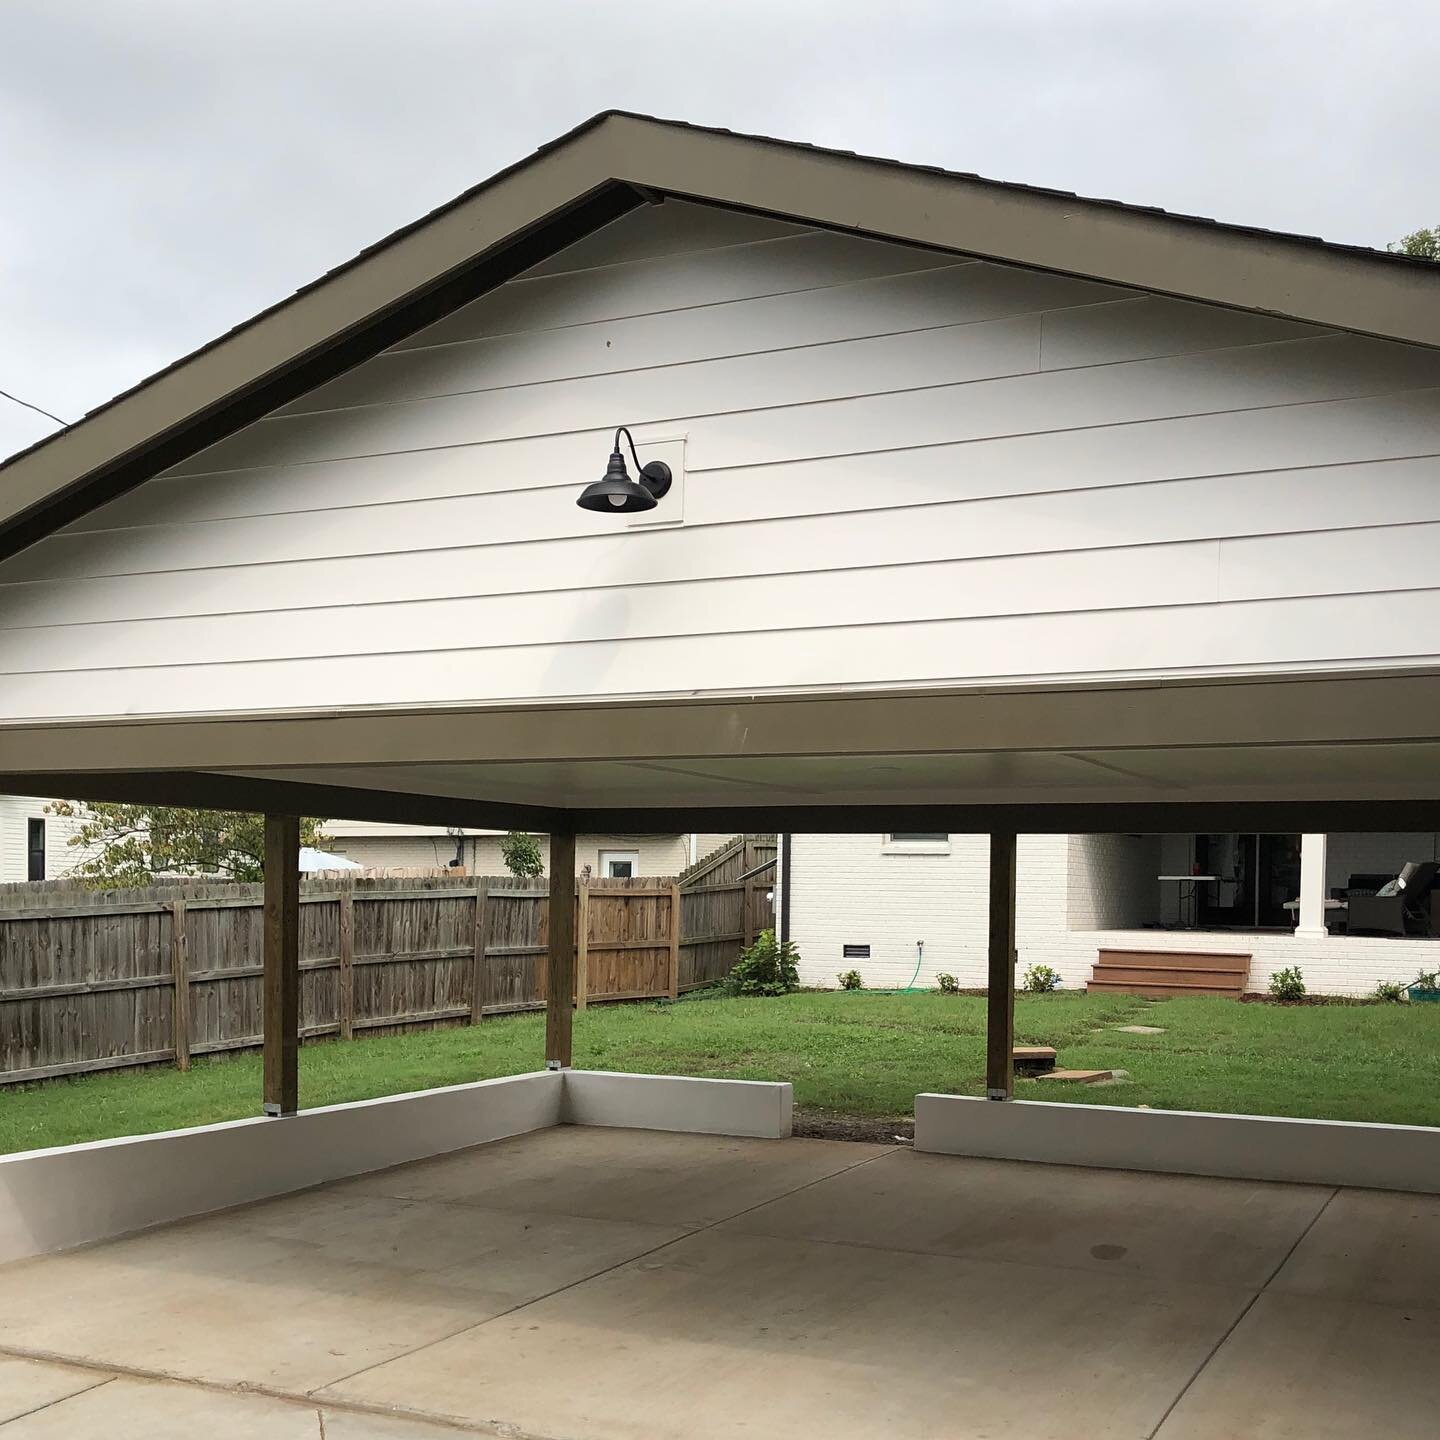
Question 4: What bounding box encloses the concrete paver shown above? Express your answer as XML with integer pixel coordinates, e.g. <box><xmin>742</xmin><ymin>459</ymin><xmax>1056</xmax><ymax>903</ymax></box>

<box><xmin>0</xmin><ymin>1128</ymin><xmax>1433</xmax><ymax>1439</ymax></box>
<box><xmin>1268</xmin><ymin>1187</ymin><xmax>1440</xmax><ymax>1310</ymax></box>
<box><xmin>324</xmin><ymin>1226</ymin><xmax>1251</xmax><ymax>1440</ymax></box>
<box><xmin>724</xmin><ymin>1149</ymin><xmax>1332</xmax><ymax>1288</ymax></box>
<box><xmin>1155</xmin><ymin>1292</ymin><xmax>1440</xmax><ymax>1440</ymax></box>
<box><xmin>339</xmin><ymin>1124</ymin><xmax>886</xmax><ymax>1226</ymax></box>
<box><xmin>0</xmin><ymin>1189</ymin><xmax>684</xmax><ymax>1392</ymax></box>
<box><xmin>0</xmin><ymin>1357</ymin><xmax>111</xmax><ymax>1426</ymax></box>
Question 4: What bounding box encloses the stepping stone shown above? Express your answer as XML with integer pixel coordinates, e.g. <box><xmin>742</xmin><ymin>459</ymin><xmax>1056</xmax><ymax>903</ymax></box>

<box><xmin>1038</xmin><ymin>1068</ymin><xmax>1114</xmax><ymax>1084</ymax></box>
<box><xmin>1113</xmin><ymin>1025</ymin><xmax>1166</xmax><ymax>1035</ymax></box>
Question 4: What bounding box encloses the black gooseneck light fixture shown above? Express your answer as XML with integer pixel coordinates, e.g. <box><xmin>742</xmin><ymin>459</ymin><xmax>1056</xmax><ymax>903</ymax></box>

<box><xmin>576</xmin><ymin>427</ymin><xmax>672</xmax><ymax>514</ymax></box>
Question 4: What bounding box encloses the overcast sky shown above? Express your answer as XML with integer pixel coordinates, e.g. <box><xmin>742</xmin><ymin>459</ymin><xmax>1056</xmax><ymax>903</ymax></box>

<box><xmin>2</xmin><ymin>0</ymin><xmax>1436</xmax><ymax>460</ymax></box>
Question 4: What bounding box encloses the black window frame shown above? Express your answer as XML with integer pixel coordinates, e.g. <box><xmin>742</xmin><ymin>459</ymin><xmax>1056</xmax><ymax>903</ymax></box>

<box><xmin>26</xmin><ymin>817</ymin><xmax>46</xmax><ymax>882</ymax></box>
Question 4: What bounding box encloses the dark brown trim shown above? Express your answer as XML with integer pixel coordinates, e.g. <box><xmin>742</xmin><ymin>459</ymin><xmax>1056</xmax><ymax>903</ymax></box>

<box><xmin>0</xmin><ymin>770</ymin><xmax>566</xmax><ymax>831</ymax></box>
<box><xmin>4</xmin><ymin>767</ymin><xmax>1439</xmax><ymax>835</ymax></box>
<box><xmin>985</xmin><ymin>832</ymin><xmax>1017</xmax><ymax>1101</ymax></box>
<box><xmin>0</xmin><ymin>184</ymin><xmax>645</xmax><ymax>564</ymax></box>
<box><xmin>262</xmin><ymin>814</ymin><xmax>301</xmax><ymax>1118</ymax></box>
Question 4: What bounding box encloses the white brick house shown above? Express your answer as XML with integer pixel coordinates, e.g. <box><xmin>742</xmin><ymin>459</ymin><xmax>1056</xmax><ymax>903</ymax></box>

<box><xmin>785</xmin><ymin>832</ymin><xmax>1440</xmax><ymax>997</ymax></box>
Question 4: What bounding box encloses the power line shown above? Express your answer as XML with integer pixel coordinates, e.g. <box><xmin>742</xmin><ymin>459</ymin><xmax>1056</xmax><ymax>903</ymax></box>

<box><xmin>0</xmin><ymin>386</ymin><xmax>68</xmax><ymax>427</ymax></box>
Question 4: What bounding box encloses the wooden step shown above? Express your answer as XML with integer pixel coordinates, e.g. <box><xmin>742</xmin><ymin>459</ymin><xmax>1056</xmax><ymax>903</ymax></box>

<box><xmin>1097</xmin><ymin>949</ymin><xmax>1250</xmax><ymax>973</ymax></box>
<box><xmin>1013</xmin><ymin>1045</ymin><xmax>1057</xmax><ymax>1075</ymax></box>
<box><xmin>1092</xmin><ymin>965</ymin><xmax>1249</xmax><ymax>988</ymax></box>
<box><xmin>1087</xmin><ymin>979</ymin><xmax>1245</xmax><ymax>1000</ymax></box>
<box><xmin>1038</xmin><ymin>1068</ymin><xmax>1114</xmax><ymax>1084</ymax></box>
<box><xmin>1088</xmin><ymin>947</ymin><xmax>1251</xmax><ymax>1001</ymax></box>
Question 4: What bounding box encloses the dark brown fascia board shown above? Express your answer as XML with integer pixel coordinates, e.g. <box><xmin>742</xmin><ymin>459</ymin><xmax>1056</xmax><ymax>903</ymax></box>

<box><xmin>3</xmin><ymin>111</ymin><xmax>1438</xmax><ymax>566</ymax></box>
<box><xmin>3</xmin><ymin>768</ymin><xmax>1436</xmax><ymax>834</ymax></box>
<box><xmin>4</xmin><ymin>671</ymin><xmax>1440</xmax><ymax>775</ymax></box>
<box><xmin>0</xmin><ymin>771</ymin><xmax>566</xmax><ymax>832</ymax></box>
<box><xmin>600</xmin><ymin>113</ymin><xmax>1440</xmax><ymax>348</ymax></box>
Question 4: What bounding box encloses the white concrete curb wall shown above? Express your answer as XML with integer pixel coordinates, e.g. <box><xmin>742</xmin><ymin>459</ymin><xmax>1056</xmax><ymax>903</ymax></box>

<box><xmin>915</xmin><ymin>1093</ymin><xmax>1440</xmax><ymax>1194</ymax></box>
<box><xmin>564</xmin><ymin>1070</ymin><xmax>794</xmax><ymax>1138</ymax></box>
<box><xmin>0</xmin><ymin>1069</ymin><xmax>797</xmax><ymax>1264</ymax></box>
<box><xmin>0</xmin><ymin>1070</ymin><xmax>563</xmax><ymax>1265</ymax></box>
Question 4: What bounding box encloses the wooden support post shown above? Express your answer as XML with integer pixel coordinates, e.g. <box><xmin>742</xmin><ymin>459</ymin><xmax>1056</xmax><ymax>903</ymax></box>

<box><xmin>337</xmin><ymin>890</ymin><xmax>355</xmax><ymax>1041</ymax></box>
<box><xmin>263</xmin><ymin>814</ymin><xmax>301</xmax><ymax>1116</ymax></box>
<box><xmin>986</xmin><ymin>831</ymin><xmax>1018</xmax><ymax>1101</ymax></box>
<box><xmin>170</xmin><ymin>899</ymin><xmax>190</xmax><ymax>1073</ymax></box>
<box><xmin>545</xmin><ymin>830</ymin><xmax>577</xmax><ymax>1069</ymax></box>
<box><xmin>575</xmin><ymin>879</ymin><xmax>590</xmax><ymax>1013</ymax></box>
<box><xmin>469</xmin><ymin>882</ymin><xmax>490</xmax><ymax>1023</ymax></box>
<box><xmin>667</xmin><ymin>882</ymin><xmax>681</xmax><ymax>1000</ymax></box>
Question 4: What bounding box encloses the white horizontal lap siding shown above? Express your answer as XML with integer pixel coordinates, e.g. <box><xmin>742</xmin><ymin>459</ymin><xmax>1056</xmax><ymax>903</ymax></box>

<box><xmin>2</xmin><ymin>201</ymin><xmax>1440</xmax><ymax>721</ymax></box>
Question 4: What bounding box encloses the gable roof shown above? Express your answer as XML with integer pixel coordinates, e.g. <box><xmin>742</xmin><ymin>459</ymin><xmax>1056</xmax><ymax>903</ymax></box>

<box><xmin>3</xmin><ymin>109</ymin><xmax>1437</xmax><ymax>563</ymax></box>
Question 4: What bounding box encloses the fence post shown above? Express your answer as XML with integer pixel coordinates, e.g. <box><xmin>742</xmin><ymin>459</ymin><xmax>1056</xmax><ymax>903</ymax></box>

<box><xmin>668</xmin><ymin>883</ymin><xmax>681</xmax><ymax>999</ymax></box>
<box><xmin>470</xmin><ymin>882</ymin><xmax>490</xmax><ymax>1022</ymax></box>
<box><xmin>170</xmin><ymin>899</ymin><xmax>190</xmax><ymax>1072</ymax></box>
<box><xmin>575</xmin><ymin>880</ymin><xmax>590</xmax><ymax>1012</ymax></box>
<box><xmin>338</xmin><ymin>890</ymin><xmax>355</xmax><ymax>1041</ymax></box>
<box><xmin>742</xmin><ymin>838</ymin><xmax>756</xmax><ymax>950</ymax></box>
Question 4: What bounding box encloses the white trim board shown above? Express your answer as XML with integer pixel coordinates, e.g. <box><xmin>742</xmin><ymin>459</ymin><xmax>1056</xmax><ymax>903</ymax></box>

<box><xmin>914</xmin><ymin>1093</ymin><xmax>1440</xmax><ymax>1194</ymax></box>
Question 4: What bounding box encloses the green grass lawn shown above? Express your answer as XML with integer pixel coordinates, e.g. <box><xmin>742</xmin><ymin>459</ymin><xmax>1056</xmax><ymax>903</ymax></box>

<box><xmin>4</xmin><ymin>989</ymin><xmax>1440</xmax><ymax>1154</ymax></box>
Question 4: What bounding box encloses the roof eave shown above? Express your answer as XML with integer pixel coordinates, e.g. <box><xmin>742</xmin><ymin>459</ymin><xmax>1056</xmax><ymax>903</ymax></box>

<box><xmin>3</xmin><ymin>110</ymin><xmax>1437</xmax><ymax>562</ymax></box>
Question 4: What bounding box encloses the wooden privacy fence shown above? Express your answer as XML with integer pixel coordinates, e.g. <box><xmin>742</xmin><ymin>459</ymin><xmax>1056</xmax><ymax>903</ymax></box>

<box><xmin>0</xmin><ymin>846</ymin><xmax>774</xmax><ymax>1086</ymax></box>
<box><xmin>677</xmin><ymin>833</ymin><xmax>778</xmax><ymax>988</ymax></box>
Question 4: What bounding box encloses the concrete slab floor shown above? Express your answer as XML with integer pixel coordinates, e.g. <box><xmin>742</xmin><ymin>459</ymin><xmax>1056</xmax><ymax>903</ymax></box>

<box><xmin>0</xmin><ymin>1127</ymin><xmax>1435</xmax><ymax>1439</ymax></box>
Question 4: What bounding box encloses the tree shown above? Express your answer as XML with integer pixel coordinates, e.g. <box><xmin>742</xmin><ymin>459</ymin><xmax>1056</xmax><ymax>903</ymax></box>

<box><xmin>46</xmin><ymin>802</ymin><xmax>323</xmax><ymax>886</ymax></box>
<box><xmin>1390</xmin><ymin>226</ymin><xmax>1440</xmax><ymax>260</ymax></box>
<box><xmin>499</xmin><ymin>830</ymin><xmax>544</xmax><ymax>878</ymax></box>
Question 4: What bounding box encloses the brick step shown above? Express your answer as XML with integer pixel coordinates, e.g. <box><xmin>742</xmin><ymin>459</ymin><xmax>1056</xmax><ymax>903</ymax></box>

<box><xmin>1097</xmin><ymin>948</ymin><xmax>1250</xmax><ymax>973</ymax></box>
<box><xmin>1091</xmin><ymin>964</ymin><xmax>1250</xmax><ymax>988</ymax></box>
<box><xmin>1087</xmin><ymin>979</ymin><xmax>1245</xmax><ymax>999</ymax></box>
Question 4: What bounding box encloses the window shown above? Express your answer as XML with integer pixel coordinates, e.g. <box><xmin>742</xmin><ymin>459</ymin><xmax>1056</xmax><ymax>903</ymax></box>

<box><xmin>26</xmin><ymin>818</ymin><xmax>46</xmax><ymax>882</ymax></box>
<box><xmin>882</xmin><ymin>832</ymin><xmax>951</xmax><ymax>856</ymax></box>
<box><xmin>599</xmin><ymin>850</ymin><xmax>640</xmax><ymax>879</ymax></box>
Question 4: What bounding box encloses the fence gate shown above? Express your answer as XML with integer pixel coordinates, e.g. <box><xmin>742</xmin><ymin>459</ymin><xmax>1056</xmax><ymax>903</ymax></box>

<box><xmin>677</xmin><ymin>834</ymin><xmax>778</xmax><ymax>989</ymax></box>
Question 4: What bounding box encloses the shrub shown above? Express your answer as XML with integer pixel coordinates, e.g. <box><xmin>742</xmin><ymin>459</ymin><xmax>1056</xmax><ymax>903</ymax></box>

<box><xmin>724</xmin><ymin>929</ymin><xmax>800</xmax><ymax>997</ymax></box>
<box><xmin>1269</xmin><ymin>966</ymin><xmax>1307</xmax><ymax>1002</ymax></box>
<box><xmin>1021</xmin><ymin>964</ymin><xmax>1061</xmax><ymax>993</ymax></box>
<box><xmin>499</xmin><ymin>831</ymin><xmax>544</xmax><ymax>878</ymax></box>
<box><xmin>836</xmin><ymin>969</ymin><xmax>864</xmax><ymax>990</ymax></box>
<box><xmin>935</xmin><ymin>972</ymin><xmax>960</xmax><ymax>994</ymax></box>
<box><xmin>1374</xmin><ymin>979</ymin><xmax>1409</xmax><ymax>1004</ymax></box>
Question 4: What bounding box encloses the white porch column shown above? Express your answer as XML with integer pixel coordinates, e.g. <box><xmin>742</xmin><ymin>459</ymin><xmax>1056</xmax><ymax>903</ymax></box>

<box><xmin>1295</xmin><ymin>833</ymin><xmax>1329</xmax><ymax>939</ymax></box>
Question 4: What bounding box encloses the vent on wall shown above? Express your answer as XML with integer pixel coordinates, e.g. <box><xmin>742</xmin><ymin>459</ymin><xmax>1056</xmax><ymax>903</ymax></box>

<box><xmin>842</xmin><ymin>944</ymin><xmax>871</xmax><ymax>959</ymax></box>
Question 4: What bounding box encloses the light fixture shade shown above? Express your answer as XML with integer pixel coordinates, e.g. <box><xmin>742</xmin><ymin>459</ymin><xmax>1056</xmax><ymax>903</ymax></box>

<box><xmin>576</xmin><ymin>474</ymin><xmax>657</xmax><ymax>513</ymax></box>
<box><xmin>576</xmin><ymin>433</ymin><xmax>672</xmax><ymax>513</ymax></box>
<box><xmin>576</xmin><ymin>444</ymin><xmax>659</xmax><ymax>512</ymax></box>
<box><xmin>578</xmin><ymin>449</ymin><xmax>659</xmax><ymax>518</ymax></box>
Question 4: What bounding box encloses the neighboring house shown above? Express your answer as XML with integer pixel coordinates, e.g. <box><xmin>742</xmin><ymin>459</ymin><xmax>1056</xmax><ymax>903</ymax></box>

<box><xmin>320</xmin><ymin>822</ymin><xmax>730</xmax><ymax>878</ymax></box>
<box><xmin>0</xmin><ymin>795</ymin><xmax>96</xmax><ymax>883</ymax></box>
<box><xmin>784</xmin><ymin>832</ymin><xmax>1440</xmax><ymax>997</ymax></box>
